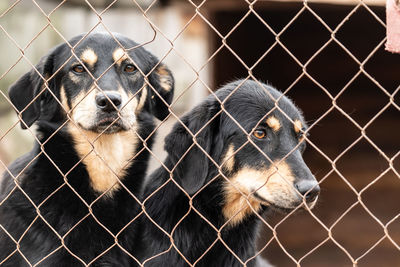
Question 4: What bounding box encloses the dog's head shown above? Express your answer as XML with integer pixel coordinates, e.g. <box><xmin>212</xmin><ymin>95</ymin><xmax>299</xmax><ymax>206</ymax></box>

<box><xmin>8</xmin><ymin>32</ymin><xmax>174</xmax><ymax>133</ymax></box>
<box><xmin>165</xmin><ymin>80</ymin><xmax>319</xmax><ymax>225</ymax></box>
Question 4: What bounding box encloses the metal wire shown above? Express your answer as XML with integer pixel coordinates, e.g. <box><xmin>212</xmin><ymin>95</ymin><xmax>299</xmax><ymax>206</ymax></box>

<box><xmin>0</xmin><ymin>0</ymin><xmax>398</xmax><ymax>266</ymax></box>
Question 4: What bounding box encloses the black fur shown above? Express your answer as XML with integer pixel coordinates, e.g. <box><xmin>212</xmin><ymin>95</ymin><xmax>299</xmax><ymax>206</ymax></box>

<box><xmin>0</xmin><ymin>33</ymin><xmax>174</xmax><ymax>266</ymax></box>
<box><xmin>140</xmin><ymin>80</ymin><xmax>319</xmax><ymax>266</ymax></box>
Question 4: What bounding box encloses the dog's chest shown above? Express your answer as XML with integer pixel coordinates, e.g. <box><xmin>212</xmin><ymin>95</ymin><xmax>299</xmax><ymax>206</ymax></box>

<box><xmin>69</xmin><ymin>127</ymin><xmax>138</xmax><ymax>194</ymax></box>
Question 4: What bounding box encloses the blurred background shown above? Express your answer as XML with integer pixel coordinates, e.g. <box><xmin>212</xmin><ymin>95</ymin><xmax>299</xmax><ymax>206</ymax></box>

<box><xmin>0</xmin><ymin>0</ymin><xmax>399</xmax><ymax>266</ymax></box>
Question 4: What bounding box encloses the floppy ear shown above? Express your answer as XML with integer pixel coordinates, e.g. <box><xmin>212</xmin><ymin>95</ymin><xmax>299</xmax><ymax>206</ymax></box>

<box><xmin>8</xmin><ymin>53</ymin><xmax>55</xmax><ymax>129</ymax></box>
<box><xmin>164</xmin><ymin>97</ymin><xmax>220</xmax><ymax>195</ymax></box>
<box><xmin>147</xmin><ymin>63</ymin><xmax>174</xmax><ymax>120</ymax></box>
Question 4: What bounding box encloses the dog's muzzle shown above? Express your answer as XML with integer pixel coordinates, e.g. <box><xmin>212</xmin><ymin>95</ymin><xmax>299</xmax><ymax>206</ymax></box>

<box><xmin>93</xmin><ymin>91</ymin><xmax>126</xmax><ymax>133</ymax></box>
<box><xmin>294</xmin><ymin>180</ymin><xmax>320</xmax><ymax>203</ymax></box>
<box><xmin>95</xmin><ymin>91</ymin><xmax>122</xmax><ymax>112</ymax></box>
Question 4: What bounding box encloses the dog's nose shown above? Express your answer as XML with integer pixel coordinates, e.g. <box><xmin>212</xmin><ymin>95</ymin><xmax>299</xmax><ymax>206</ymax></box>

<box><xmin>295</xmin><ymin>180</ymin><xmax>320</xmax><ymax>202</ymax></box>
<box><xmin>95</xmin><ymin>92</ymin><xmax>122</xmax><ymax>112</ymax></box>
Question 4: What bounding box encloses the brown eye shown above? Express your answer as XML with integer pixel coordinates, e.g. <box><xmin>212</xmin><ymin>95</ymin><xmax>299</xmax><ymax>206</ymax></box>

<box><xmin>124</xmin><ymin>64</ymin><xmax>136</xmax><ymax>73</ymax></box>
<box><xmin>253</xmin><ymin>129</ymin><xmax>266</xmax><ymax>139</ymax></box>
<box><xmin>72</xmin><ymin>65</ymin><xmax>85</xmax><ymax>73</ymax></box>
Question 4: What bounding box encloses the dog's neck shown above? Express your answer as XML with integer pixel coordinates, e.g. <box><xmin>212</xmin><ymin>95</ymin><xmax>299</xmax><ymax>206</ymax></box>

<box><xmin>67</xmin><ymin>124</ymin><xmax>138</xmax><ymax>195</ymax></box>
<box><xmin>143</xmin><ymin>161</ymin><xmax>261</xmax><ymax>266</ymax></box>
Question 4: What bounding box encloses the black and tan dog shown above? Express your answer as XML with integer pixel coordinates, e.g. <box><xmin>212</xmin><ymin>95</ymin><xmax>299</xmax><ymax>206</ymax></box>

<box><xmin>0</xmin><ymin>32</ymin><xmax>174</xmax><ymax>266</ymax></box>
<box><xmin>141</xmin><ymin>80</ymin><xmax>319</xmax><ymax>266</ymax></box>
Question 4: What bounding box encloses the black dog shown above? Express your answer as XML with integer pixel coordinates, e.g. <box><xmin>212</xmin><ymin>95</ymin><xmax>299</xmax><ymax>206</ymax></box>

<box><xmin>0</xmin><ymin>32</ymin><xmax>174</xmax><ymax>266</ymax></box>
<box><xmin>140</xmin><ymin>80</ymin><xmax>319</xmax><ymax>266</ymax></box>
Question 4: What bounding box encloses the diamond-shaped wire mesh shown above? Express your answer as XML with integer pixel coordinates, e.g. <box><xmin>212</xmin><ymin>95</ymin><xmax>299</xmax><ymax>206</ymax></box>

<box><xmin>0</xmin><ymin>0</ymin><xmax>399</xmax><ymax>266</ymax></box>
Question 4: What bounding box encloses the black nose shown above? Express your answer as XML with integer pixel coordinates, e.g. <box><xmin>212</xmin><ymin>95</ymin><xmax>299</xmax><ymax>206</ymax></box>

<box><xmin>95</xmin><ymin>92</ymin><xmax>122</xmax><ymax>112</ymax></box>
<box><xmin>295</xmin><ymin>180</ymin><xmax>320</xmax><ymax>202</ymax></box>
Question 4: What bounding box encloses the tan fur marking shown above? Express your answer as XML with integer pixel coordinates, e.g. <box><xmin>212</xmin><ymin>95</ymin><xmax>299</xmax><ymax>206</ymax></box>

<box><xmin>68</xmin><ymin>124</ymin><xmax>138</xmax><ymax>194</ymax></box>
<box><xmin>221</xmin><ymin>144</ymin><xmax>235</xmax><ymax>172</ymax></box>
<box><xmin>136</xmin><ymin>87</ymin><xmax>147</xmax><ymax>113</ymax></box>
<box><xmin>266</xmin><ymin>116</ymin><xmax>281</xmax><ymax>132</ymax></box>
<box><xmin>294</xmin><ymin>119</ymin><xmax>302</xmax><ymax>134</ymax></box>
<box><xmin>223</xmin><ymin>161</ymin><xmax>297</xmax><ymax>227</ymax></box>
<box><xmin>156</xmin><ymin>65</ymin><xmax>172</xmax><ymax>92</ymax></box>
<box><xmin>160</xmin><ymin>78</ymin><xmax>172</xmax><ymax>92</ymax></box>
<box><xmin>113</xmin><ymin>48</ymin><xmax>128</xmax><ymax>66</ymax></box>
<box><xmin>70</xmin><ymin>89</ymin><xmax>97</xmax><ymax>128</ymax></box>
<box><xmin>222</xmin><ymin>185</ymin><xmax>262</xmax><ymax>227</ymax></box>
<box><xmin>80</xmin><ymin>48</ymin><xmax>98</xmax><ymax>67</ymax></box>
<box><xmin>60</xmin><ymin>86</ymin><xmax>69</xmax><ymax>112</ymax></box>
<box><xmin>68</xmin><ymin>72</ymin><xmax>81</xmax><ymax>84</ymax></box>
<box><xmin>156</xmin><ymin>65</ymin><xmax>169</xmax><ymax>76</ymax></box>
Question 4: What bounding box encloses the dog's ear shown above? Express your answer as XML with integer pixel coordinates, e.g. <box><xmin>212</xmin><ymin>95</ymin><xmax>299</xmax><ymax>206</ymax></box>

<box><xmin>165</xmin><ymin>97</ymin><xmax>220</xmax><ymax>195</ymax></box>
<box><xmin>147</xmin><ymin>63</ymin><xmax>174</xmax><ymax>120</ymax></box>
<box><xmin>8</xmin><ymin>50</ymin><xmax>57</xmax><ymax>129</ymax></box>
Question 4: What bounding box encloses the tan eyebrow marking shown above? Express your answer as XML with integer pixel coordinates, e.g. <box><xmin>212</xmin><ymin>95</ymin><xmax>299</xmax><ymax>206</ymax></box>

<box><xmin>266</xmin><ymin>116</ymin><xmax>281</xmax><ymax>132</ymax></box>
<box><xmin>80</xmin><ymin>48</ymin><xmax>98</xmax><ymax>67</ymax></box>
<box><xmin>294</xmin><ymin>119</ymin><xmax>302</xmax><ymax>134</ymax></box>
<box><xmin>112</xmin><ymin>48</ymin><xmax>128</xmax><ymax>66</ymax></box>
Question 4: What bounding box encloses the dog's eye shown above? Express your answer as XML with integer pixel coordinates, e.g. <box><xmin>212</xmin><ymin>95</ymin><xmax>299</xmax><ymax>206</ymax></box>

<box><xmin>253</xmin><ymin>129</ymin><xmax>266</xmax><ymax>139</ymax></box>
<box><xmin>124</xmin><ymin>64</ymin><xmax>136</xmax><ymax>73</ymax></box>
<box><xmin>72</xmin><ymin>65</ymin><xmax>85</xmax><ymax>73</ymax></box>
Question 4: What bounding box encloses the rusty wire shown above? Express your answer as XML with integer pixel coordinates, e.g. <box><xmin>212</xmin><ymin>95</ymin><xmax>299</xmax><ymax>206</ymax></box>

<box><xmin>0</xmin><ymin>0</ymin><xmax>398</xmax><ymax>266</ymax></box>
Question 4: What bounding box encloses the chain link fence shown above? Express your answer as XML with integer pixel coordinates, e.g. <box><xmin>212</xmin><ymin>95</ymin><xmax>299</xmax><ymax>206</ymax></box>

<box><xmin>0</xmin><ymin>0</ymin><xmax>399</xmax><ymax>266</ymax></box>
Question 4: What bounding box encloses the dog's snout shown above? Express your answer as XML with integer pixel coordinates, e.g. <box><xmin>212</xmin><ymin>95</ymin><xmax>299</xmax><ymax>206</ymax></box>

<box><xmin>95</xmin><ymin>92</ymin><xmax>122</xmax><ymax>112</ymax></box>
<box><xmin>295</xmin><ymin>180</ymin><xmax>320</xmax><ymax>202</ymax></box>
